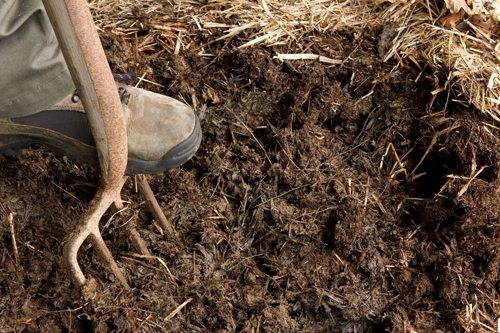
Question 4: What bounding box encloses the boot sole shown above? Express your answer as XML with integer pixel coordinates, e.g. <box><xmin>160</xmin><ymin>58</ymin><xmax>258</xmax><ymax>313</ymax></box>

<box><xmin>0</xmin><ymin>116</ymin><xmax>201</xmax><ymax>175</ymax></box>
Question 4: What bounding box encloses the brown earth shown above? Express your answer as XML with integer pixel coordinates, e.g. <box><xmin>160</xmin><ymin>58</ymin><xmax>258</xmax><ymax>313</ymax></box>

<box><xmin>0</xmin><ymin>23</ymin><xmax>499</xmax><ymax>332</ymax></box>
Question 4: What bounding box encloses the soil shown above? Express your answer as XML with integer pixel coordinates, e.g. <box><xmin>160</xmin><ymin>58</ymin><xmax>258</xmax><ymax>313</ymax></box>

<box><xmin>0</xmin><ymin>22</ymin><xmax>499</xmax><ymax>333</ymax></box>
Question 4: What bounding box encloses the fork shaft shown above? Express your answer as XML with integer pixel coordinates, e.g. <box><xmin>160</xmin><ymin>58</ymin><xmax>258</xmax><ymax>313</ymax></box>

<box><xmin>42</xmin><ymin>0</ymin><xmax>129</xmax><ymax>288</ymax></box>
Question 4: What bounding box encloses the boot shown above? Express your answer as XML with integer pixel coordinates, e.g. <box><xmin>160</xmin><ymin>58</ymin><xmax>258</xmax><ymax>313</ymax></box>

<box><xmin>0</xmin><ymin>85</ymin><xmax>201</xmax><ymax>174</ymax></box>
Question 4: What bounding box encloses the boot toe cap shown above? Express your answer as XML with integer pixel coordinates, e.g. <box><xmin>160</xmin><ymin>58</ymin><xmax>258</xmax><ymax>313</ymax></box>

<box><xmin>124</xmin><ymin>86</ymin><xmax>201</xmax><ymax>174</ymax></box>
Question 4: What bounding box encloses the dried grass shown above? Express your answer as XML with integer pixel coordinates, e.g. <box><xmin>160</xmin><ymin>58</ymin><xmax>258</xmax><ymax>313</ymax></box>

<box><xmin>90</xmin><ymin>0</ymin><xmax>498</xmax><ymax>121</ymax></box>
<box><xmin>90</xmin><ymin>0</ymin><xmax>374</xmax><ymax>48</ymax></box>
<box><xmin>90</xmin><ymin>0</ymin><xmax>499</xmax><ymax>123</ymax></box>
<box><xmin>380</xmin><ymin>0</ymin><xmax>499</xmax><ymax>122</ymax></box>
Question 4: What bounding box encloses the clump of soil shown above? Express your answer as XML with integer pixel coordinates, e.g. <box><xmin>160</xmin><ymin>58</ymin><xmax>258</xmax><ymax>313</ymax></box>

<box><xmin>0</xmin><ymin>27</ymin><xmax>498</xmax><ymax>332</ymax></box>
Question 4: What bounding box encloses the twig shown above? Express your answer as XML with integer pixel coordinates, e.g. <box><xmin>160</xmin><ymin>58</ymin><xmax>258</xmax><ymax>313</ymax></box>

<box><xmin>456</xmin><ymin>166</ymin><xmax>487</xmax><ymax>199</ymax></box>
<box><xmin>124</xmin><ymin>253</ymin><xmax>178</xmax><ymax>285</ymax></box>
<box><xmin>274</xmin><ymin>53</ymin><xmax>342</xmax><ymax>64</ymax></box>
<box><xmin>230</xmin><ymin>111</ymin><xmax>272</xmax><ymax>165</ymax></box>
<box><xmin>156</xmin><ymin>257</ymin><xmax>178</xmax><ymax>286</ymax></box>
<box><xmin>7</xmin><ymin>213</ymin><xmax>20</xmax><ymax>266</ymax></box>
<box><xmin>164</xmin><ymin>298</ymin><xmax>193</xmax><ymax>322</ymax></box>
<box><xmin>411</xmin><ymin>125</ymin><xmax>460</xmax><ymax>176</ymax></box>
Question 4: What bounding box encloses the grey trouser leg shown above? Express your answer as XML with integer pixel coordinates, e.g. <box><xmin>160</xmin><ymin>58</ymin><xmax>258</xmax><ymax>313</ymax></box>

<box><xmin>0</xmin><ymin>0</ymin><xmax>74</xmax><ymax>118</ymax></box>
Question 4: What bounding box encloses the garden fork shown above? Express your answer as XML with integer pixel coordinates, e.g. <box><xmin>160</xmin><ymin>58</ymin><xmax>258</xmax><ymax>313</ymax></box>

<box><xmin>42</xmin><ymin>0</ymin><xmax>169</xmax><ymax>289</ymax></box>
